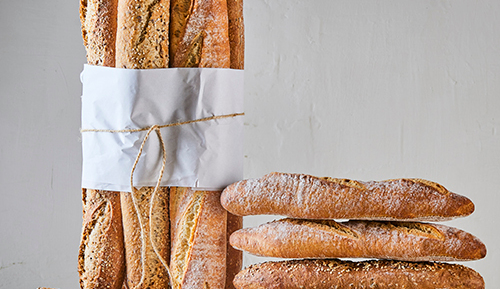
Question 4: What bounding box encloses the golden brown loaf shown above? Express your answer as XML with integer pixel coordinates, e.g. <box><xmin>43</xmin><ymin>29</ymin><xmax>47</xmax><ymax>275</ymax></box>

<box><xmin>114</xmin><ymin>1</ymin><xmax>173</xmax><ymax>286</ymax></box>
<box><xmin>169</xmin><ymin>0</ymin><xmax>231</xmax><ymax>67</ymax></box>
<box><xmin>230</xmin><ymin>218</ymin><xmax>487</xmax><ymax>262</ymax></box>
<box><xmin>78</xmin><ymin>189</ymin><xmax>125</xmax><ymax>289</ymax></box>
<box><xmin>115</xmin><ymin>0</ymin><xmax>170</xmax><ymax>68</ymax></box>
<box><xmin>226</xmin><ymin>212</ymin><xmax>243</xmax><ymax>289</ymax></box>
<box><xmin>170</xmin><ymin>188</ymin><xmax>227</xmax><ymax>289</ymax></box>
<box><xmin>79</xmin><ymin>2</ymin><xmax>125</xmax><ymax>288</ymax></box>
<box><xmin>226</xmin><ymin>1</ymin><xmax>244</xmax><ymax>287</ymax></box>
<box><xmin>233</xmin><ymin>259</ymin><xmax>485</xmax><ymax>289</ymax></box>
<box><xmin>227</xmin><ymin>0</ymin><xmax>244</xmax><ymax>69</ymax></box>
<box><xmin>221</xmin><ymin>172</ymin><xmax>475</xmax><ymax>221</ymax></box>
<box><xmin>80</xmin><ymin>0</ymin><xmax>118</xmax><ymax>66</ymax></box>
<box><xmin>121</xmin><ymin>187</ymin><xmax>171</xmax><ymax>289</ymax></box>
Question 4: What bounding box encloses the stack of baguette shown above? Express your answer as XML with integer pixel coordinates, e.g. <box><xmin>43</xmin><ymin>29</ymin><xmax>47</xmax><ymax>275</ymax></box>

<box><xmin>78</xmin><ymin>0</ymin><xmax>244</xmax><ymax>288</ymax></box>
<box><xmin>220</xmin><ymin>172</ymin><xmax>487</xmax><ymax>288</ymax></box>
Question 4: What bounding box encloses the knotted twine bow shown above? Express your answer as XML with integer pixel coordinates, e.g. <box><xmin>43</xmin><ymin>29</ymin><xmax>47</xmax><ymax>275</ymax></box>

<box><xmin>81</xmin><ymin>112</ymin><xmax>244</xmax><ymax>286</ymax></box>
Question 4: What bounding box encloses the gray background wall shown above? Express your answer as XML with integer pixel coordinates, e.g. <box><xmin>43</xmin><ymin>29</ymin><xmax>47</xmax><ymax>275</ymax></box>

<box><xmin>1</xmin><ymin>0</ymin><xmax>498</xmax><ymax>288</ymax></box>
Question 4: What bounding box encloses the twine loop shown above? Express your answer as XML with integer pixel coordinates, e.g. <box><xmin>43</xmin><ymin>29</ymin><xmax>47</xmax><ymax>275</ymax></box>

<box><xmin>81</xmin><ymin>112</ymin><xmax>243</xmax><ymax>287</ymax></box>
<box><xmin>81</xmin><ymin>112</ymin><xmax>244</xmax><ymax>192</ymax></box>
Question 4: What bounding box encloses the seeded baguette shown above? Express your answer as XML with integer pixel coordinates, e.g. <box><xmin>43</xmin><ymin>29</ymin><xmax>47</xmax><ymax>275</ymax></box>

<box><xmin>114</xmin><ymin>2</ymin><xmax>173</xmax><ymax>287</ymax></box>
<box><xmin>79</xmin><ymin>1</ymin><xmax>125</xmax><ymax>288</ymax></box>
<box><xmin>80</xmin><ymin>0</ymin><xmax>118</xmax><ymax>66</ymax></box>
<box><xmin>78</xmin><ymin>189</ymin><xmax>125</xmax><ymax>289</ymax></box>
<box><xmin>233</xmin><ymin>259</ymin><xmax>485</xmax><ymax>289</ymax></box>
<box><xmin>221</xmin><ymin>172</ymin><xmax>475</xmax><ymax>221</ymax></box>
<box><xmin>230</xmin><ymin>218</ymin><xmax>486</xmax><ymax>262</ymax></box>
<box><xmin>120</xmin><ymin>188</ymin><xmax>171</xmax><ymax>289</ymax></box>
<box><xmin>170</xmin><ymin>188</ymin><xmax>227</xmax><ymax>289</ymax></box>
<box><xmin>115</xmin><ymin>0</ymin><xmax>170</xmax><ymax>68</ymax></box>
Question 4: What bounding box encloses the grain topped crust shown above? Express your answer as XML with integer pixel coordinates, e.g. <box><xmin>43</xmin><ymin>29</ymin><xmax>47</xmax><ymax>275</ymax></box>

<box><xmin>229</xmin><ymin>218</ymin><xmax>487</xmax><ymax>261</ymax></box>
<box><xmin>221</xmin><ymin>172</ymin><xmax>475</xmax><ymax>221</ymax></box>
<box><xmin>80</xmin><ymin>0</ymin><xmax>118</xmax><ymax>66</ymax></box>
<box><xmin>115</xmin><ymin>0</ymin><xmax>170</xmax><ymax>68</ymax></box>
<box><xmin>120</xmin><ymin>188</ymin><xmax>171</xmax><ymax>289</ymax></box>
<box><xmin>78</xmin><ymin>189</ymin><xmax>125</xmax><ymax>289</ymax></box>
<box><xmin>233</xmin><ymin>259</ymin><xmax>485</xmax><ymax>289</ymax></box>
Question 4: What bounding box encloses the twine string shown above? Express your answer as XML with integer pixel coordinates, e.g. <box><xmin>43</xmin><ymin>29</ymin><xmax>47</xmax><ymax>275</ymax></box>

<box><xmin>80</xmin><ymin>112</ymin><xmax>244</xmax><ymax>134</ymax></box>
<box><xmin>82</xmin><ymin>112</ymin><xmax>243</xmax><ymax>288</ymax></box>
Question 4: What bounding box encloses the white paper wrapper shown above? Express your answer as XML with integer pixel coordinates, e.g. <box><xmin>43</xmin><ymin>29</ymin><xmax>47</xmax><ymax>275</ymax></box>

<box><xmin>81</xmin><ymin>65</ymin><xmax>244</xmax><ymax>192</ymax></box>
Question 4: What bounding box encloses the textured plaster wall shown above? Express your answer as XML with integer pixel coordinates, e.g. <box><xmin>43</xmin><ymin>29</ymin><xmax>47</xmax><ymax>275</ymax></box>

<box><xmin>0</xmin><ymin>0</ymin><xmax>499</xmax><ymax>287</ymax></box>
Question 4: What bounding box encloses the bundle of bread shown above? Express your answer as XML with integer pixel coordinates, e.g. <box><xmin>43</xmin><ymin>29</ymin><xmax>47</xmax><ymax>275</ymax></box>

<box><xmin>78</xmin><ymin>0</ymin><xmax>244</xmax><ymax>288</ymax></box>
<box><xmin>220</xmin><ymin>172</ymin><xmax>486</xmax><ymax>288</ymax></box>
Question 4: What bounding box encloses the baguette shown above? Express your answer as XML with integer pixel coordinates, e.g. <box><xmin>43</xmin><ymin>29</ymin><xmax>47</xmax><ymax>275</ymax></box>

<box><xmin>226</xmin><ymin>212</ymin><xmax>243</xmax><ymax>289</ymax></box>
<box><xmin>78</xmin><ymin>189</ymin><xmax>125</xmax><ymax>289</ymax></box>
<box><xmin>80</xmin><ymin>0</ymin><xmax>118</xmax><ymax>66</ymax></box>
<box><xmin>115</xmin><ymin>0</ymin><xmax>170</xmax><ymax>68</ymax></box>
<box><xmin>115</xmin><ymin>2</ymin><xmax>172</xmax><ymax>287</ymax></box>
<box><xmin>221</xmin><ymin>172</ymin><xmax>475</xmax><ymax>221</ymax></box>
<box><xmin>170</xmin><ymin>187</ymin><xmax>227</xmax><ymax>289</ymax></box>
<box><xmin>227</xmin><ymin>0</ymin><xmax>244</xmax><ymax>69</ymax></box>
<box><xmin>230</xmin><ymin>218</ymin><xmax>487</xmax><ymax>262</ymax></box>
<box><xmin>121</xmin><ymin>187</ymin><xmax>171</xmax><ymax>289</ymax></box>
<box><xmin>169</xmin><ymin>0</ymin><xmax>231</xmax><ymax>67</ymax></box>
<box><xmin>233</xmin><ymin>259</ymin><xmax>485</xmax><ymax>289</ymax></box>
<box><xmin>79</xmin><ymin>1</ymin><xmax>125</xmax><ymax>288</ymax></box>
<box><xmin>226</xmin><ymin>1</ymin><xmax>244</xmax><ymax>287</ymax></box>
<box><xmin>168</xmin><ymin>1</ymin><xmax>232</xmax><ymax>287</ymax></box>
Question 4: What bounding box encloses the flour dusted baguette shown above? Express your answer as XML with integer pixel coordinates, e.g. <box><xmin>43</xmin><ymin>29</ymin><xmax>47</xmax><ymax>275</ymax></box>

<box><xmin>115</xmin><ymin>0</ymin><xmax>170</xmax><ymax>68</ymax></box>
<box><xmin>233</xmin><ymin>259</ymin><xmax>485</xmax><ymax>289</ymax></box>
<box><xmin>226</xmin><ymin>1</ymin><xmax>244</xmax><ymax>287</ymax></box>
<box><xmin>230</xmin><ymin>218</ymin><xmax>486</xmax><ymax>262</ymax></box>
<box><xmin>80</xmin><ymin>0</ymin><xmax>118</xmax><ymax>66</ymax></box>
<box><xmin>221</xmin><ymin>172</ymin><xmax>475</xmax><ymax>221</ymax></box>
<box><xmin>78</xmin><ymin>189</ymin><xmax>125</xmax><ymax>289</ymax></box>
<box><xmin>169</xmin><ymin>0</ymin><xmax>231</xmax><ymax>67</ymax></box>
<box><xmin>121</xmin><ymin>187</ymin><xmax>171</xmax><ymax>289</ymax></box>
<box><xmin>170</xmin><ymin>187</ymin><xmax>227</xmax><ymax>289</ymax></box>
<box><xmin>168</xmin><ymin>1</ymin><xmax>232</xmax><ymax>288</ymax></box>
<box><xmin>227</xmin><ymin>0</ymin><xmax>244</xmax><ymax>69</ymax></box>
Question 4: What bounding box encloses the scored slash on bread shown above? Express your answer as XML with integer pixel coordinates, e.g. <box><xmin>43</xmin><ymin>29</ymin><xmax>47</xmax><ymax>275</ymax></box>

<box><xmin>170</xmin><ymin>0</ymin><xmax>231</xmax><ymax>67</ymax></box>
<box><xmin>78</xmin><ymin>189</ymin><xmax>125</xmax><ymax>289</ymax></box>
<box><xmin>115</xmin><ymin>0</ymin><xmax>170</xmax><ymax>68</ymax></box>
<box><xmin>229</xmin><ymin>218</ymin><xmax>487</xmax><ymax>262</ymax></box>
<box><xmin>170</xmin><ymin>188</ymin><xmax>227</xmax><ymax>289</ymax></box>
<box><xmin>121</xmin><ymin>187</ymin><xmax>171</xmax><ymax>288</ymax></box>
<box><xmin>221</xmin><ymin>172</ymin><xmax>475</xmax><ymax>221</ymax></box>
<box><xmin>233</xmin><ymin>259</ymin><xmax>485</xmax><ymax>289</ymax></box>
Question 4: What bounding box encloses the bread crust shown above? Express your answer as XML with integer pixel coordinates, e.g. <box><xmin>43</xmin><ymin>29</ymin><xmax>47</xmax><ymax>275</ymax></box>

<box><xmin>170</xmin><ymin>188</ymin><xmax>227</xmax><ymax>289</ymax></box>
<box><xmin>225</xmin><ymin>213</ymin><xmax>243</xmax><ymax>289</ymax></box>
<box><xmin>121</xmin><ymin>188</ymin><xmax>171</xmax><ymax>289</ymax></box>
<box><xmin>115</xmin><ymin>0</ymin><xmax>170</xmax><ymax>68</ymax></box>
<box><xmin>78</xmin><ymin>189</ymin><xmax>125</xmax><ymax>289</ymax></box>
<box><xmin>233</xmin><ymin>259</ymin><xmax>485</xmax><ymax>289</ymax></box>
<box><xmin>169</xmin><ymin>0</ymin><xmax>231</xmax><ymax>67</ymax></box>
<box><xmin>227</xmin><ymin>0</ymin><xmax>244</xmax><ymax>69</ymax></box>
<box><xmin>221</xmin><ymin>172</ymin><xmax>475</xmax><ymax>221</ymax></box>
<box><xmin>80</xmin><ymin>0</ymin><xmax>118</xmax><ymax>66</ymax></box>
<box><xmin>230</xmin><ymin>218</ymin><xmax>487</xmax><ymax>262</ymax></box>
